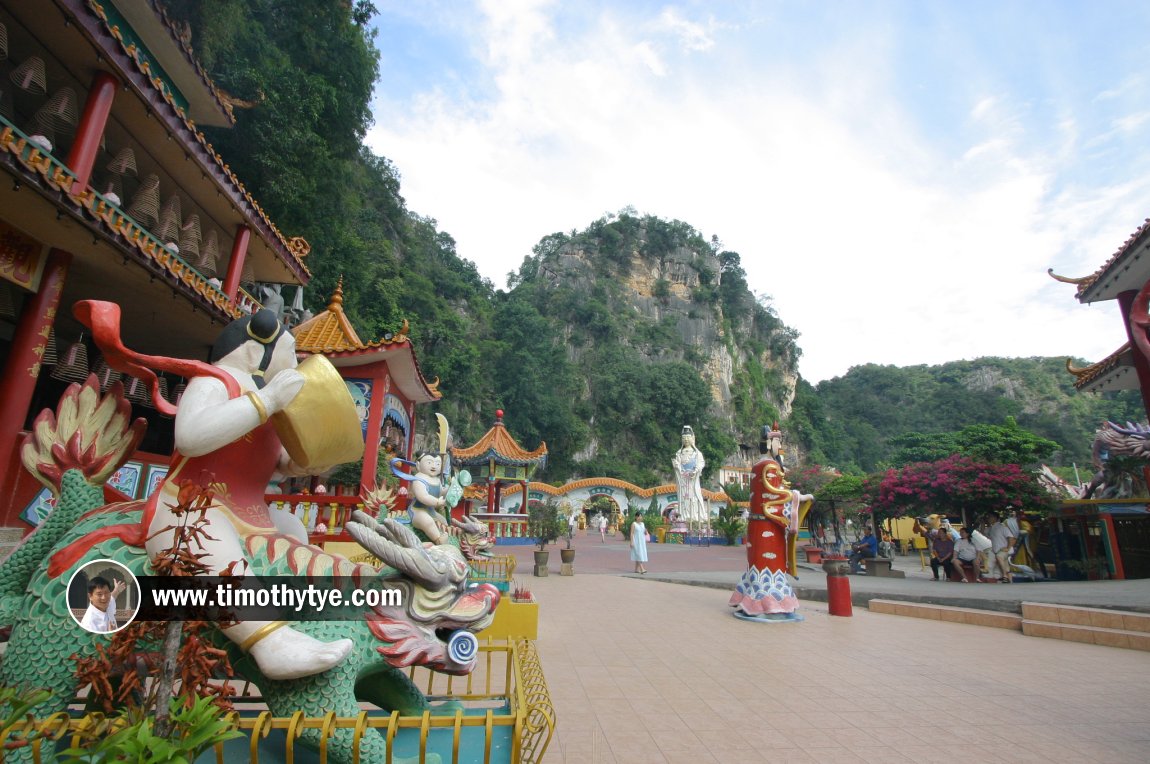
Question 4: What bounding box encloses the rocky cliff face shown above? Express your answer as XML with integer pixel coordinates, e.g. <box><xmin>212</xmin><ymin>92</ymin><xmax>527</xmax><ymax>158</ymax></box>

<box><xmin>512</xmin><ymin>212</ymin><xmax>802</xmax><ymax>478</ymax></box>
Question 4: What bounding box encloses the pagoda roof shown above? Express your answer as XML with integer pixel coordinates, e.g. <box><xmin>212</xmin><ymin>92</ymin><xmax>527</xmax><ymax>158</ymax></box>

<box><xmin>1051</xmin><ymin>217</ymin><xmax>1150</xmax><ymax>304</ymax></box>
<box><xmin>292</xmin><ymin>280</ymin><xmax>441</xmax><ymax>403</ymax></box>
<box><xmin>452</xmin><ymin>411</ymin><xmax>548</xmax><ymax>469</ymax></box>
<box><xmin>1066</xmin><ymin>344</ymin><xmax>1140</xmax><ymax>393</ymax></box>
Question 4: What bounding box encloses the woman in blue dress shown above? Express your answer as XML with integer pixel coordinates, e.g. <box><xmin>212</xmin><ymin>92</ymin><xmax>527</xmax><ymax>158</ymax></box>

<box><xmin>630</xmin><ymin>511</ymin><xmax>648</xmax><ymax>574</ymax></box>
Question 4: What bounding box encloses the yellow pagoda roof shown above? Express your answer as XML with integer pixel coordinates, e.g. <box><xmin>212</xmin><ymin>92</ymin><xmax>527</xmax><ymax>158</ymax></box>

<box><xmin>452</xmin><ymin>411</ymin><xmax>548</xmax><ymax>468</ymax></box>
<box><xmin>292</xmin><ymin>279</ymin><xmax>441</xmax><ymax>403</ymax></box>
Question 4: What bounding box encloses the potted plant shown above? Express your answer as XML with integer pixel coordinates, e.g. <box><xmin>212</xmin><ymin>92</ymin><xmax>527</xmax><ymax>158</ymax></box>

<box><xmin>560</xmin><ymin>501</ymin><xmax>577</xmax><ymax>565</ymax></box>
<box><xmin>644</xmin><ymin>510</ymin><xmax>666</xmax><ymax>544</ymax></box>
<box><xmin>527</xmin><ymin>499</ymin><xmax>564</xmax><ymax>576</ymax></box>
<box><xmin>712</xmin><ymin>502</ymin><xmax>746</xmax><ymax>546</ymax></box>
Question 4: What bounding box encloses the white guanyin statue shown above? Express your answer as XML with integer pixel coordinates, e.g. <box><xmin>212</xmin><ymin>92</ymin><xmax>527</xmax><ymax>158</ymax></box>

<box><xmin>672</xmin><ymin>425</ymin><xmax>707</xmax><ymax>529</ymax></box>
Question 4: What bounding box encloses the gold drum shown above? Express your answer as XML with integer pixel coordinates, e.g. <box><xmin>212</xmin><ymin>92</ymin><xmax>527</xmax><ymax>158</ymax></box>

<box><xmin>271</xmin><ymin>354</ymin><xmax>365</xmax><ymax>469</ymax></box>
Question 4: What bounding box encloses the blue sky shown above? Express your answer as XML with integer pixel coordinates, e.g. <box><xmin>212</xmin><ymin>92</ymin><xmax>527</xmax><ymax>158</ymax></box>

<box><xmin>365</xmin><ymin>1</ymin><xmax>1150</xmax><ymax>383</ymax></box>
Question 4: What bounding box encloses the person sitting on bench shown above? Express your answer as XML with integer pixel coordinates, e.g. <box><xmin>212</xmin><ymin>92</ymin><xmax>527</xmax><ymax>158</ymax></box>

<box><xmin>849</xmin><ymin>526</ymin><xmax>878</xmax><ymax>574</ymax></box>
<box><xmin>930</xmin><ymin>528</ymin><xmax>964</xmax><ymax>582</ymax></box>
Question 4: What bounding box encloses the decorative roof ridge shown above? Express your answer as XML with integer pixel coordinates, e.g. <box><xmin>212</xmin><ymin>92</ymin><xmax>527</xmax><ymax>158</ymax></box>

<box><xmin>520</xmin><ymin>480</ymin><xmax>727</xmax><ymax>502</ymax></box>
<box><xmin>74</xmin><ymin>0</ymin><xmax>312</xmax><ymax>280</ymax></box>
<box><xmin>1074</xmin><ymin>217</ymin><xmax>1150</xmax><ymax>299</ymax></box>
<box><xmin>142</xmin><ymin>0</ymin><xmax>236</xmax><ymax>125</ymax></box>
<box><xmin>452</xmin><ymin>410</ymin><xmax>548</xmax><ymax>464</ymax></box>
<box><xmin>1066</xmin><ymin>343</ymin><xmax>1131</xmax><ymax>387</ymax></box>
<box><xmin>1047</xmin><ymin>268</ymin><xmax>1091</xmax><ymax>285</ymax></box>
<box><xmin>291</xmin><ymin>282</ymin><xmax>440</xmax><ymax>400</ymax></box>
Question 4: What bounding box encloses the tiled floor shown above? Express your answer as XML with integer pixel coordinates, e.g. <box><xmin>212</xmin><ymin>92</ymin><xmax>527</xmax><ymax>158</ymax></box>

<box><xmin>529</xmin><ymin>573</ymin><xmax>1150</xmax><ymax>763</ymax></box>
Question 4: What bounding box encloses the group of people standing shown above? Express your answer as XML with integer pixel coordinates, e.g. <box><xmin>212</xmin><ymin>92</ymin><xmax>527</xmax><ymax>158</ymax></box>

<box><xmin>926</xmin><ymin>510</ymin><xmax>1019</xmax><ymax>583</ymax></box>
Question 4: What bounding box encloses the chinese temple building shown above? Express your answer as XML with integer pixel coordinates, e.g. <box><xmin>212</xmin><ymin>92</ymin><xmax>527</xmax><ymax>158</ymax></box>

<box><xmin>1055</xmin><ymin>218</ymin><xmax>1150</xmax><ymax>410</ymax></box>
<box><xmin>452</xmin><ymin>410</ymin><xmax>547</xmax><ymax>536</ymax></box>
<box><xmin>1052</xmin><ymin>218</ymin><xmax>1150</xmax><ymax>579</ymax></box>
<box><xmin>0</xmin><ymin>0</ymin><xmax>309</xmax><ymax>532</ymax></box>
<box><xmin>272</xmin><ymin>280</ymin><xmax>442</xmax><ymax>547</ymax></box>
<box><xmin>291</xmin><ymin>279</ymin><xmax>441</xmax><ymax>491</ymax></box>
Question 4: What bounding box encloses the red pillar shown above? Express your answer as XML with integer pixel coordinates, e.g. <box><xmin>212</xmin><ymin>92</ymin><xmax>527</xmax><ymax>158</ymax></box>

<box><xmin>826</xmin><ymin>574</ymin><xmax>853</xmax><ymax>617</ymax></box>
<box><xmin>221</xmin><ymin>225</ymin><xmax>251</xmax><ymax>302</ymax></box>
<box><xmin>359</xmin><ymin>370</ymin><xmax>385</xmax><ymax>493</ymax></box>
<box><xmin>1119</xmin><ymin>290</ymin><xmax>1150</xmax><ymax>416</ymax></box>
<box><xmin>0</xmin><ymin>249</ymin><xmax>71</xmax><ymax>507</ymax></box>
<box><xmin>1101</xmin><ymin>514</ymin><xmax>1125</xmax><ymax>580</ymax></box>
<box><xmin>66</xmin><ymin>72</ymin><xmax>118</xmax><ymax>194</ymax></box>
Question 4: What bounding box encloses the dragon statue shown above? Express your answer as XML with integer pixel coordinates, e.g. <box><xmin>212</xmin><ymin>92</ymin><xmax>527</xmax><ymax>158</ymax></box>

<box><xmin>0</xmin><ymin>376</ymin><xmax>500</xmax><ymax>763</ymax></box>
<box><xmin>1083</xmin><ymin>421</ymin><xmax>1150</xmax><ymax>499</ymax></box>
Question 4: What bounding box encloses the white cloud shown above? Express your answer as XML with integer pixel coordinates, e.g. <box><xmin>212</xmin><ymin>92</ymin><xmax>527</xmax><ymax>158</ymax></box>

<box><xmin>655</xmin><ymin>7</ymin><xmax>717</xmax><ymax>52</ymax></box>
<box><xmin>366</xmin><ymin>3</ymin><xmax>1150</xmax><ymax>383</ymax></box>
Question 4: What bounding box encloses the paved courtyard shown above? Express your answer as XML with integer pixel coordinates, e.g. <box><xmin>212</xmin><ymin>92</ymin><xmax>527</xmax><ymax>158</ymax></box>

<box><xmin>515</xmin><ymin>533</ymin><xmax>1150</xmax><ymax>763</ymax></box>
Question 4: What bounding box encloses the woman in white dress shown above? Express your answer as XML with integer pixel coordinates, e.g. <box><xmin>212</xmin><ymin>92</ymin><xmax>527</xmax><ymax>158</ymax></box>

<box><xmin>630</xmin><ymin>512</ymin><xmax>648</xmax><ymax>574</ymax></box>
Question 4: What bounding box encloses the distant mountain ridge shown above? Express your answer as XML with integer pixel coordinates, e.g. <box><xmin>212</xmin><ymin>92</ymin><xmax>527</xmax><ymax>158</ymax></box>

<box><xmin>168</xmin><ymin>2</ymin><xmax>1140</xmax><ymax>486</ymax></box>
<box><xmin>789</xmin><ymin>357</ymin><xmax>1144</xmax><ymax>473</ymax></box>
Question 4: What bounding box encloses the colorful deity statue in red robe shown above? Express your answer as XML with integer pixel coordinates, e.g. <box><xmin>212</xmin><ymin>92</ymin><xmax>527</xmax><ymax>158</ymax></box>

<box><xmin>729</xmin><ymin>424</ymin><xmax>812</xmax><ymax>622</ymax></box>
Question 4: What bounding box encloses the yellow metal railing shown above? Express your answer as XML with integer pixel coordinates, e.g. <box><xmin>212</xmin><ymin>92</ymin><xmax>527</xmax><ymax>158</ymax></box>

<box><xmin>468</xmin><ymin>555</ymin><xmax>517</xmax><ymax>590</ymax></box>
<box><xmin>5</xmin><ymin>641</ymin><xmax>553</xmax><ymax>763</ymax></box>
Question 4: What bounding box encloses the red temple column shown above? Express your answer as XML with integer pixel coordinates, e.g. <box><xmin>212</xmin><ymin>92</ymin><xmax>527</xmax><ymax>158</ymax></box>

<box><xmin>66</xmin><ymin>72</ymin><xmax>118</xmax><ymax>194</ymax></box>
<box><xmin>359</xmin><ymin>369</ymin><xmax>385</xmax><ymax>493</ymax></box>
<box><xmin>221</xmin><ymin>225</ymin><xmax>251</xmax><ymax>302</ymax></box>
<box><xmin>0</xmin><ymin>249</ymin><xmax>71</xmax><ymax>506</ymax></box>
<box><xmin>1101</xmin><ymin>514</ymin><xmax>1126</xmax><ymax>580</ymax></box>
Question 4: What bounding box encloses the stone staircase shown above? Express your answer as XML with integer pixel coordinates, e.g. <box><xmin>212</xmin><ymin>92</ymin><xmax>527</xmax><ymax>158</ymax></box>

<box><xmin>868</xmin><ymin>598</ymin><xmax>1150</xmax><ymax>652</ymax></box>
<box><xmin>868</xmin><ymin>599</ymin><xmax>1021</xmax><ymax>630</ymax></box>
<box><xmin>1021</xmin><ymin>602</ymin><xmax>1150</xmax><ymax>651</ymax></box>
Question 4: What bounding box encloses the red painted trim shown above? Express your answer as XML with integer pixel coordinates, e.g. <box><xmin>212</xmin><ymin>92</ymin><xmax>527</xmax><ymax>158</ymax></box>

<box><xmin>1101</xmin><ymin>514</ymin><xmax>1126</xmax><ymax>580</ymax></box>
<box><xmin>66</xmin><ymin>71</ymin><xmax>118</xmax><ymax>194</ymax></box>
<box><xmin>361</xmin><ymin>369</ymin><xmax>386</xmax><ymax>491</ymax></box>
<box><xmin>222</xmin><ymin>225</ymin><xmax>251</xmax><ymax>301</ymax></box>
<box><xmin>0</xmin><ymin>249</ymin><xmax>71</xmax><ymax>516</ymax></box>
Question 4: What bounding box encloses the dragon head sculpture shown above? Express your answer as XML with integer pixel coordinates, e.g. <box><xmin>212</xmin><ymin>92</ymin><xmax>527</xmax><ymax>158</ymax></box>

<box><xmin>345</xmin><ymin>511</ymin><xmax>500</xmax><ymax>674</ymax></box>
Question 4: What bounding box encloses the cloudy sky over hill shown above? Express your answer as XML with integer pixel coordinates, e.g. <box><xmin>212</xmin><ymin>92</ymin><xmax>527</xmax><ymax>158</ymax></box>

<box><xmin>365</xmin><ymin>0</ymin><xmax>1150</xmax><ymax>382</ymax></box>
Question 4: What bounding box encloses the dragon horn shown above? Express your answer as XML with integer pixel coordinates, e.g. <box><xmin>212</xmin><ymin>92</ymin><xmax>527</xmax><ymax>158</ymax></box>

<box><xmin>350</xmin><ymin>509</ymin><xmax>384</xmax><ymax>533</ymax></box>
<box><xmin>345</xmin><ymin>520</ymin><xmax>450</xmax><ymax>590</ymax></box>
<box><xmin>451</xmin><ymin>516</ymin><xmax>484</xmax><ymax>534</ymax></box>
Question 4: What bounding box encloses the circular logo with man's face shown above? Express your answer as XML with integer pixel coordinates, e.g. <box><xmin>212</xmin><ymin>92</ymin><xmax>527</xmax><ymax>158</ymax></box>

<box><xmin>67</xmin><ymin>559</ymin><xmax>140</xmax><ymax>634</ymax></box>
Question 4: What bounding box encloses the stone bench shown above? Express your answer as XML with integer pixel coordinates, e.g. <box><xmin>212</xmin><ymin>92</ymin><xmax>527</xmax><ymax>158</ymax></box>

<box><xmin>861</xmin><ymin>557</ymin><xmax>905</xmax><ymax>578</ymax></box>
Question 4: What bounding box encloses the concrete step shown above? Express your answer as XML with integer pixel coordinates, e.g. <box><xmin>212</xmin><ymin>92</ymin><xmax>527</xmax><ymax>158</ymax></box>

<box><xmin>1021</xmin><ymin>601</ymin><xmax>1150</xmax><ymax>634</ymax></box>
<box><xmin>1021</xmin><ymin>619</ymin><xmax>1150</xmax><ymax>651</ymax></box>
<box><xmin>868</xmin><ymin>599</ymin><xmax>1022</xmax><ymax>630</ymax></box>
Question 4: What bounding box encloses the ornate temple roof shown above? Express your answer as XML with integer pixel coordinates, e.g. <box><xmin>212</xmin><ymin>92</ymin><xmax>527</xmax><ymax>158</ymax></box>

<box><xmin>292</xmin><ymin>280</ymin><xmax>441</xmax><ymax>403</ymax></box>
<box><xmin>1066</xmin><ymin>343</ymin><xmax>1139</xmax><ymax>393</ymax></box>
<box><xmin>452</xmin><ymin>410</ymin><xmax>548</xmax><ymax>469</ymax></box>
<box><xmin>1050</xmin><ymin>218</ymin><xmax>1150</xmax><ymax>304</ymax></box>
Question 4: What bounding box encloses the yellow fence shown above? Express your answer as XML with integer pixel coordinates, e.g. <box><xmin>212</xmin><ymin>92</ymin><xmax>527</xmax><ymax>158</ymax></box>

<box><xmin>5</xmin><ymin>640</ymin><xmax>553</xmax><ymax>764</ymax></box>
<box><xmin>468</xmin><ymin>555</ymin><xmax>517</xmax><ymax>591</ymax></box>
